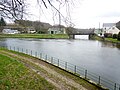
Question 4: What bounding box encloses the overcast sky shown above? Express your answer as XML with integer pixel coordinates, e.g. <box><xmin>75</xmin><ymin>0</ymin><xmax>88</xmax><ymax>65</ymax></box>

<box><xmin>27</xmin><ymin>0</ymin><xmax>120</xmax><ymax>29</ymax></box>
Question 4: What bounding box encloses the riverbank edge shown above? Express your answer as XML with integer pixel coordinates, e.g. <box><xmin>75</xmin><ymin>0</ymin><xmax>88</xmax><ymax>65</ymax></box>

<box><xmin>0</xmin><ymin>47</ymin><xmax>108</xmax><ymax>90</ymax></box>
<box><xmin>0</xmin><ymin>34</ymin><xmax>69</xmax><ymax>39</ymax></box>
<box><xmin>91</xmin><ymin>34</ymin><xmax>120</xmax><ymax>44</ymax></box>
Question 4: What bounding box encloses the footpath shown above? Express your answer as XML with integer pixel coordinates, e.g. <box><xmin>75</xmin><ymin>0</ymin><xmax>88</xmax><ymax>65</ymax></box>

<box><xmin>0</xmin><ymin>49</ymin><xmax>105</xmax><ymax>90</ymax></box>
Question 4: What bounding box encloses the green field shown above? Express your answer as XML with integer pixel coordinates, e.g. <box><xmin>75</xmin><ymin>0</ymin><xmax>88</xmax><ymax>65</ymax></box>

<box><xmin>0</xmin><ymin>54</ymin><xmax>55</xmax><ymax>90</ymax></box>
<box><xmin>0</xmin><ymin>34</ymin><xmax>69</xmax><ymax>39</ymax></box>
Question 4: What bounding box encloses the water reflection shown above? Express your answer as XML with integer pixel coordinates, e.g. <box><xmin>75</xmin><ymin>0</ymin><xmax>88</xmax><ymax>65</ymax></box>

<box><xmin>101</xmin><ymin>41</ymin><xmax>120</xmax><ymax>49</ymax></box>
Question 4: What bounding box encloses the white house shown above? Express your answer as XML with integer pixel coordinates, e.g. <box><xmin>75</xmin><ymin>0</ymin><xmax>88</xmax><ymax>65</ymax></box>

<box><xmin>27</xmin><ymin>27</ymin><xmax>36</xmax><ymax>33</ymax></box>
<box><xmin>106</xmin><ymin>26</ymin><xmax>120</xmax><ymax>34</ymax></box>
<box><xmin>48</xmin><ymin>25</ymin><xmax>66</xmax><ymax>34</ymax></box>
<box><xmin>2</xmin><ymin>29</ymin><xmax>20</xmax><ymax>34</ymax></box>
<box><xmin>102</xmin><ymin>23</ymin><xmax>116</xmax><ymax>35</ymax></box>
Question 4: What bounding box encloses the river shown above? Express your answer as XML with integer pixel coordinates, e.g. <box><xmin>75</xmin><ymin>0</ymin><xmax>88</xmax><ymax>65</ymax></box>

<box><xmin>0</xmin><ymin>38</ymin><xmax>120</xmax><ymax>85</ymax></box>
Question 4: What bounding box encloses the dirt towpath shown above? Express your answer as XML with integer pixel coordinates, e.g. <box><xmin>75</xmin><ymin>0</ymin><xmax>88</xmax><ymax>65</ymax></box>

<box><xmin>0</xmin><ymin>49</ymin><xmax>102</xmax><ymax>90</ymax></box>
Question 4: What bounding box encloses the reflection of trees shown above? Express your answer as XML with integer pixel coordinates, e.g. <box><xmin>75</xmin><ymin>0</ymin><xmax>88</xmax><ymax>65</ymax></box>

<box><xmin>101</xmin><ymin>41</ymin><xmax>120</xmax><ymax>49</ymax></box>
<box><xmin>116</xmin><ymin>44</ymin><xmax>120</xmax><ymax>50</ymax></box>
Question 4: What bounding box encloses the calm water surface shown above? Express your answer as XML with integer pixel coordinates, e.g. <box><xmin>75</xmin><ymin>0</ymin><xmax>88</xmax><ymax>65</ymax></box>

<box><xmin>0</xmin><ymin>38</ymin><xmax>120</xmax><ymax>84</ymax></box>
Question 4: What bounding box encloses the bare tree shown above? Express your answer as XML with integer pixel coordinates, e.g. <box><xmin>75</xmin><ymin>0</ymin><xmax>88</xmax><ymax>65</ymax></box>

<box><xmin>37</xmin><ymin>0</ymin><xmax>77</xmax><ymax>27</ymax></box>
<box><xmin>0</xmin><ymin>0</ymin><xmax>80</xmax><ymax>27</ymax></box>
<box><xmin>0</xmin><ymin>0</ymin><xmax>26</xmax><ymax>20</ymax></box>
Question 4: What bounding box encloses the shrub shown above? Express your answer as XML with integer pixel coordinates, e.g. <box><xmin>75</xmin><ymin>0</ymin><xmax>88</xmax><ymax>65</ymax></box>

<box><xmin>112</xmin><ymin>34</ymin><xmax>118</xmax><ymax>39</ymax></box>
<box><xmin>104</xmin><ymin>33</ymin><xmax>112</xmax><ymax>38</ymax></box>
<box><xmin>117</xmin><ymin>32</ymin><xmax>120</xmax><ymax>41</ymax></box>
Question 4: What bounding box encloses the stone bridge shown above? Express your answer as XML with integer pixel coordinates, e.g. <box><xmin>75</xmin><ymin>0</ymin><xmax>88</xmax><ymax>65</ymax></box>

<box><xmin>67</xmin><ymin>28</ymin><xmax>94</xmax><ymax>39</ymax></box>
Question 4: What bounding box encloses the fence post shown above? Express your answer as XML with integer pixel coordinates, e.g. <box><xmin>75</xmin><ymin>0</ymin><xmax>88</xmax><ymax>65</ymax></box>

<box><xmin>98</xmin><ymin>76</ymin><xmax>101</xmax><ymax>85</ymax></box>
<box><xmin>26</xmin><ymin>49</ymin><xmax>28</xmax><ymax>54</ymax></box>
<box><xmin>35</xmin><ymin>52</ymin><xmax>37</xmax><ymax>57</ymax></box>
<box><xmin>114</xmin><ymin>83</ymin><xmax>116</xmax><ymax>90</ymax></box>
<box><xmin>17</xmin><ymin>47</ymin><xmax>19</xmax><ymax>52</ymax></box>
<box><xmin>40</xmin><ymin>53</ymin><xmax>42</xmax><ymax>59</ymax></box>
<box><xmin>10</xmin><ymin>46</ymin><xmax>11</xmax><ymax>50</ymax></box>
<box><xmin>45</xmin><ymin>55</ymin><xmax>47</xmax><ymax>61</ymax></box>
<box><xmin>22</xmin><ymin>48</ymin><xmax>23</xmax><ymax>53</ymax></box>
<box><xmin>58</xmin><ymin>59</ymin><xmax>59</xmax><ymax>67</ymax></box>
<box><xmin>74</xmin><ymin>65</ymin><xmax>76</xmax><ymax>73</ymax></box>
<box><xmin>31</xmin><ymin>50</ymin><xmax>32</xmax><ymax>56</ymax></box>
<box><xmin>51</xmin><ymin>57</ymin><xmax>53</xmax><ymax>64</ymax></box>
<box><xmin>85</xmin><ymin>70</ymin><xmax>87</xmax><ymax>79</ymax></box>
<box><xmin>65</xmin><ymin>62</ymin><xmax>67</xmax><ymax>70</ymax></box>
<box><xmin>14</xmin><ymin>47</ymin><xmax>15</xmax><ymax>51</ymax></box>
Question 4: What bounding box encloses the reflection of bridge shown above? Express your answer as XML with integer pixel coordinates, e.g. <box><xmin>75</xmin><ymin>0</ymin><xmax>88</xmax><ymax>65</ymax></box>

<box><xmin>67</xmin><ymin>28</ymin><xmax>94</xmax><ymax>39</ymax></box>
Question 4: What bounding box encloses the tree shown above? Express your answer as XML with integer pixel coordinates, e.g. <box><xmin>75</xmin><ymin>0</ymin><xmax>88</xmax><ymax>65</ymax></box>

<box><xmin>0</xmin><ymin>0</ymin><xmax>26</xmax><ymax>20</ymax></box>
<box><xmin>0</xmin><ymin>0</ymin><xmax>79</xmax><ymax>27</ymax></box>
<box><xmin>116</xmin><ymin>21</ymin><xmax>120</xmax><ymax>30</ymax></box>
<box><xmin>0</xmin><ymin>17</ymin><xmax>6</xmax><ymax>26</ymax></box>
<box><xmin>117</xmin><ymin>32</ymin><xmax>120</xmax><ymax>41</ymax></box>
<box><xmin>112</xmin><ymin>34</ymin><xmax>118</xmax><ymax>39</ymax></box>
<box><xmin>0</xmin><ymin>17</ymin><xmax>6</xmax><ymax>32</ymax></box>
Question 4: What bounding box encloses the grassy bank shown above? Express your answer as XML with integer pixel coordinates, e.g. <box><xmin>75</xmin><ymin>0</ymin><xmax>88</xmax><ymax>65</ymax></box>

<box><xmin>0</xmin><ymin>48</ymin><xmax>107</xmax><ymax>90</ymax></box>
<box><xmin>105</xmin><ymin>38</ymin><xmax>120</xmax><ymax>43</ymax></box>
<box><xmin>90</xmin><ymin>34</ymin><xmax>104</xmax><ymax>41</ymax></box>
<box><xmin>91</xmin><ymin>35</ymin><xmax>120</xmax><ymax>44</ymax></box>
<box><xmin>0</xmin><ymin>34</ymin><xmax>69</xmax><ymax>39</ymax></box>
<box><xmin>0</xmin><ymin>53</ymin><xmax>55</xmax><ymax>90</ymax></box>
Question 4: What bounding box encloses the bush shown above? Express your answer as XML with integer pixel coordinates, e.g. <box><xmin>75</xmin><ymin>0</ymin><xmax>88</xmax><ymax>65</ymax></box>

<box><xmin>112</xmin><ymin>34</ymin><xmax>118</xmax><ymax>39</ymax></box>
<box><xmin>104</xmin><ymin>33</ymin><xmax>112</xmax><ymax>38</ymax></box>
<box><xmin>117</xmin><ymin>32</ymin><xmax>120</xmax><ymax>41</ymax></box>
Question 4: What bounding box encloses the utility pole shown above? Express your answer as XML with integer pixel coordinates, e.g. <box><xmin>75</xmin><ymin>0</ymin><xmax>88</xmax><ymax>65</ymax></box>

<box><xmin>99</xmin><ymin>22</ymin><xmax>100</xmax><ymax>30</ymax></box>
<box><xmin>59</xmin><ymin>2</ymin><xmax>61</xmax><ymax>31</ymax></box>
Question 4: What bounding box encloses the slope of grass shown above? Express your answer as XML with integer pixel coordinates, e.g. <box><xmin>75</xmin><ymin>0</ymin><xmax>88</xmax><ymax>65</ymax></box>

<box><xmin>0</xmin><ymin>54</ymin><xmax>55</xmax><ymax>90</ymax></box>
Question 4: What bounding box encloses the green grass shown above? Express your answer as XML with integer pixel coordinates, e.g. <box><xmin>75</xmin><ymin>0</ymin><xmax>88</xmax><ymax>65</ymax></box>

<box><xmin>105</xmin><ymin>38</ymin><xmax>120</xmax><ymax>43</ymax></box>
<box><xmin>0</xmin><ymin>48</ymin><xmax>108</xmax><ymax>90</ymax></box>
<box><xmin>90</xmin><ymin>34</ymin><xmax>104</xmax><ymax>41</ymax></box>
<box><xmin>0</xmin><ymin>34</ymin><xmax>69</xmax><ymax>39</ymax></box>
<box><xmin>0</xmin><ymin>54</ymin><xmax>55</xmax><ymax>90</ymax></box>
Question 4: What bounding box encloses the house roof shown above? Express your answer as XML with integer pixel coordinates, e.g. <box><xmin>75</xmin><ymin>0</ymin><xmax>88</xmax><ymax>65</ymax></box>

<box><xmin>103</xmin><ymin>23</ymin><xmax>116</xmax><ymax>27</ymax></box>
<box><xmin>51</xmin><ymin>25</ymin><xmax>65</xmax><ymax>28</ymax></box>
